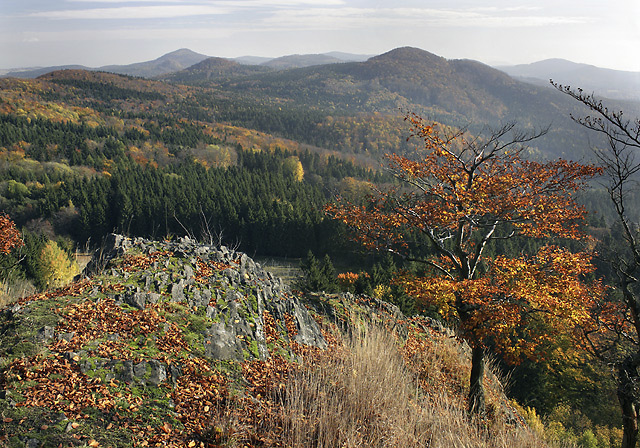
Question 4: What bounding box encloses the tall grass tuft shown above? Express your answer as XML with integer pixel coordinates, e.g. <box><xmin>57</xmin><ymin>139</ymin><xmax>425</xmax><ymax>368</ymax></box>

<box><xmin>258</xmin><ymin>322</ymin><xmax>556</xmax><ymax>448</ymax></box>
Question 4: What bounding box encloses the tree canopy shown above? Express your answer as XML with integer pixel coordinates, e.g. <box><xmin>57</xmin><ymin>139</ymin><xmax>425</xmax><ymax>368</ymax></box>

<box><xmin>326</xmin><ymin>114</ymin><xmax>603</xmax><ymax>415</ymax></box>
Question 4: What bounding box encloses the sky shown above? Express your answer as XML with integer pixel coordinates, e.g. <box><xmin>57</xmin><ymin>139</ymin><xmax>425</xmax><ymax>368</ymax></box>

<box><xmin>1</xmin><ymin>0</ymin><xmax>639</xmax><ymax>72</ymax></box>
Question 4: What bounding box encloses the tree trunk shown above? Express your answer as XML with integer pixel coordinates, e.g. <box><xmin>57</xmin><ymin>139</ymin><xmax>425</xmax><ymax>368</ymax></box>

<box><xmin>468</xmin><ymin>345</ymin><xmax>486</xmax><ymax>416</ymax></box>
<box><xmin>618</xmin><ymin>357</ymin><xmax>640</xmax><ymax>448</ymax></box>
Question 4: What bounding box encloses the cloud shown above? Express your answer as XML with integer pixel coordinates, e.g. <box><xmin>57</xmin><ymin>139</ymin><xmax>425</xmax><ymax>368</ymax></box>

<box><xmin>259</xmin><ymin>7</ymin><xmax>590</xmax><ymax>31</ymax></box>
<box><xmin>64</xmin><ymin>0</ymin><xmax>345</xmax><ymax>6</ymax></box>
<box><xmin>30</xmin><ymin>5</ymin><xmax>233</xmax><ymax>20</ymax></box>
<box><xmin>10</xmin><ymin>26</ymin><xmax>234</xmax><ymax>42</ymax></box>
<box><xmin>28</xmin><ymin>0</ymin><xmax>347</xmax><ymax>21</ymax></box>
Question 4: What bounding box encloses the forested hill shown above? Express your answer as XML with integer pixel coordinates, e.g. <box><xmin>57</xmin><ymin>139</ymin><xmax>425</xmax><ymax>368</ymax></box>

<box><xmin>162</xmin><ymin>57</ymin><xmax>274</xmax><ymax>84</ymax></box>
<box><xmin>0</xmin><ymin>48</ymin><xmax>636</xmax><ymax>256</ymax></box>
<box><xmin>0</xmin><ymin>52</ymin><xmax>629</xmax><ymax>260</ymax></box>
<box><xmin>0</xmin><ymin>69</ymin><xmax>387</xmax><ymax>263</ymax></box>
<box><xmin>166</xmin><ymin>46</ymin><xmax>638</xmax><ymax>160</ymax></box>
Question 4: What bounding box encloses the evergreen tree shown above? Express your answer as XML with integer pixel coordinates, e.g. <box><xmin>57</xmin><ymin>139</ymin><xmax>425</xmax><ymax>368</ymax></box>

<box><xmin>297</xmin><ymin>251</ymin><xmax>338</xmax><ymax>293</ymax></box>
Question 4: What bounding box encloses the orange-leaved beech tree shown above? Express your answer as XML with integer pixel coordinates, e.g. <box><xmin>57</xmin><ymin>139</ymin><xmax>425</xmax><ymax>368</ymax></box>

<box><xmin>0</xmin><ymin>214</ymin><xmax>23</xmax><ymax>255</ymax></box>
<box><xmin>325</xmin><ymin>114</ymin><xmax>604</xmax><ymax>416</ymax></box>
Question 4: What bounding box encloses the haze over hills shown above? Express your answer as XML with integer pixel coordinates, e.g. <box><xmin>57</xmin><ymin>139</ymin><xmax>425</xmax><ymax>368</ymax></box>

<box><xmin>1</xmin><ymin>48</ymin><xmax>210</xmax><ymax>79</ymax></box>
<box><xmin>1</xmin><ymin>49</ymin><xmax>372</xmax><ymax>79</ymax></box>
<box><xmin>130</xmin><ymin>46</ymin><xmax>639</xmax><ymax>160</ymax></box>
<box><xmin>161</xmin><ymin>57</ymin><xmax>274</xmax><ymax>83</ymax></box>
<box><xmin>101</xmin><ymin>48</ymin><xmax>210</xmax><ymax>78</ymax></box>
<box><xmin>1</xmin><ymin>64</ymin><xmax>93</xmax><ymax>79</ymax></box>
<box><xmin>259</xmin><ymin>52</ymin><xmax>372</xmax><ymax>69</ymax></box>
<box><xmin>262</xmin><ymin>54</ymin><xmax>346</xmax><ymax>69</ymax></box>
<box><xmin>497</xmin><ymin>58</ymin><xmax>640</xmax><ymax>101</ymax></box>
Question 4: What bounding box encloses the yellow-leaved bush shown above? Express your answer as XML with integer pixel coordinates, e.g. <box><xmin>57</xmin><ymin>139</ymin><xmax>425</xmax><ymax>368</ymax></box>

<box><xmin>40</xmin><ymin>241</ymin><xmax>79</xmax><ymax>289</ymax></box>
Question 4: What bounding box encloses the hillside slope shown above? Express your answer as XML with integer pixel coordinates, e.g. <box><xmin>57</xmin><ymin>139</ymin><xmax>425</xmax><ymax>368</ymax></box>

<box><xmin>497</xmin><ymin>58</ymin><xmax>640</xmax><ymax>101</ymax></box>
<box><xmin>0</xmin><ymin>235</ymin><xmax>541</xmax><ymax>447</ymax></box>
<box><xmin>194</xmin><ymin>46</ymin><xmax>634</xmax><ymax>158</ymax></box>
<box><xmin>161</xmin><ymin>57</ymin><xmax>274</xmax><ymax>83</ymax></box>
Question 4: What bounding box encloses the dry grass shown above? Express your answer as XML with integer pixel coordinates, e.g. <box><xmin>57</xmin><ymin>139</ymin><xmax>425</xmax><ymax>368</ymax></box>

<box><xmin>221</xmin><ymin>320</ymin><xmax>553</xmax><ymax>448</ymax></box>
<box><xmin>277</xmin><ymin>325</ymin><xmax>430</xmax><ymax>447</ymax></box>
<box><xmin>0</xmin><ymin>277</ymin><xmax>36</xmax><ymax>309</ymax></box>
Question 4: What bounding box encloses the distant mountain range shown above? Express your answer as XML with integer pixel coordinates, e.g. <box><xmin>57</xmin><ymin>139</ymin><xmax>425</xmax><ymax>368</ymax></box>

<box><xmin>5</xmin><ymin>48</ymin><xmax>638</xmax><ymax>103</ymax></box>
<box><xmin>1</xmin><ymin>49</ymin><xmax>372</xmax><ymax>79</ymax></box>
<box><xmin>1</xmin><ymin>49</ymin><xmax>209</xmax><ymax>79</ymax></box>
<box><xmin>157</xmin><ymin>46</ymin><xmax>640</xmax><ymax>160</ymax></box>
<box><xmin>4</xmin><ymin>46</ymin><xmax>640</xmax><ymax>162</ymax></box>
<box><xmin>497</xmin><ymin>59</ymin><xmax>640</xmax><ymax>101</ymax></box>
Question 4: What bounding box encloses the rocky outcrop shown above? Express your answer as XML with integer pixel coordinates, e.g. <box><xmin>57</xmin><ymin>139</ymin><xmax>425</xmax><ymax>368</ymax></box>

<box><xmin>86</xmin><ymin>234</ymin><xmax>327</xmax><ymax>363</ymax></box>
<box><xmin>1</xmin><ymin>234</ymin><xmax>327</xmax><ymax>392</ymax></box>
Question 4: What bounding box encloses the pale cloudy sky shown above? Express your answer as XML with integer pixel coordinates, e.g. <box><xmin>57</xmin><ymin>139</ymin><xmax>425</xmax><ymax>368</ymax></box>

<box><xmin>1</xmin><ymin>0</ymin><xmax>639</xmax><ymax>71</ymax></box>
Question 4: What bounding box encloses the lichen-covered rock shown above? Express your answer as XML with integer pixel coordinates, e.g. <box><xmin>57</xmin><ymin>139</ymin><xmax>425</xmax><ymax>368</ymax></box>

<box><xmin>0</xmin><ymin>234</ymin><xmax>333</xmax><ymax>446</ymax></box>
<box><xmin>84</xmin><ymin>234</ymin><xmax>327</xmax><ymax>362</ymax></box>
<box><xmin>1</xmin><ymin>234</ymin><xmax>327</xmax><ymax>393</ymax></box>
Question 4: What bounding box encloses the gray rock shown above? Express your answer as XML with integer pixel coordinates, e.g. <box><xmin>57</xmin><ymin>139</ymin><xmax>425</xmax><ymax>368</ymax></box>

<box><xmin>189</xmin><ymin>287</ymin><xmax>199</xmax><ymax>304</ymax></box>
<box><xmin>291</xmin><ymin>301</ymin><xmax>327</xmax><ymax>349</ymax></box>
<box><xmin>57</xmin><ymin>332</ymin><xmax>75</xmax><ymax>343</ymax></box>
<box><xmin>205</xmin><ymin>321</ymin><xmax>243</xmax><ymax>361</ymax></box>
<box><xmin>195</xmin><ymin>246</ymin><xmax>209</xmax><ymax>256</ymax></box>
<box><xmin>81</xmin><ymin>234</ymin><xmax>329</xmax><ymax>363</ymax></box>
<box><xmin>171</xmin><ymin>281</ymin><xmax>185</xmax><ymax>301</ymax></box>
<box><xmin>183</xmin><ymin>264</ymin><xmax>194</xmax><ymax>280</ymax></box>
<box><xmin>169</xmin><ymin>364</ymin><xmax>182</xmax><ymax>383</ymax></box>
<box><xmin>133</xmin><ymin>361</ymin><xmax>147</xmax><ymax>378</ymax></box>
<box><xmin>25</xmin><ymin>438</ymin><xmax>41</xmax><ymax>447</ymax></box>
<box><xmin>147</xmin><ymin>359</ymin><xmax>167</xmax><ymax>386</ymax></box>
<box><xmin>117</xmin><ymin>360</ymin><xmax>136</xmax><ymax>383</ymax></box>
<box><xmin>144</xmin><ymin>274</ymin><xmax>153</xmax><ymax>290</ymax></box>
<box><xmin>126</xmin><ymin>292</ymin><xmax>147</xmax><ymax>310</ymax></box>
<box><xmin>37</xmin><ymin>325</ymin><xmax>54</xmax><ymax>341</ymax></box>
<box><xmin>206</xmin><ymin>306</ymin><xmax>218</xmax><ymax>319</ymax></box>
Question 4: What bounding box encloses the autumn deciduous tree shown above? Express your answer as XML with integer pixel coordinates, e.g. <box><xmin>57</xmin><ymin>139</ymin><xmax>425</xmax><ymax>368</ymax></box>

<box><xmin>0</xmin><ymin>214</ymin><xmax>23</xmax><ymax>255</ymax></box>
<box><xmin>0</xmin><ymin>214</ymin><xmax>25</xmax><ymax>294</ymax></box>
<box><xmin>554</xmin><ymin>81</ymin><xmax>640</xmax><ymax>448</ymax></box>
<box><xmin>283</xmin><ymin>155</ymin><xmax>304</xmax><ymax>182</ymax></box>
<box><xmin>325</xmin><ymin>115</ymin><xmax>603</xmax><ymax>416</ymax></box>
<box><xmin>39</xmin><ymin>240</ymin><xmax>79</xmax><ymax>289</ymax></box>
